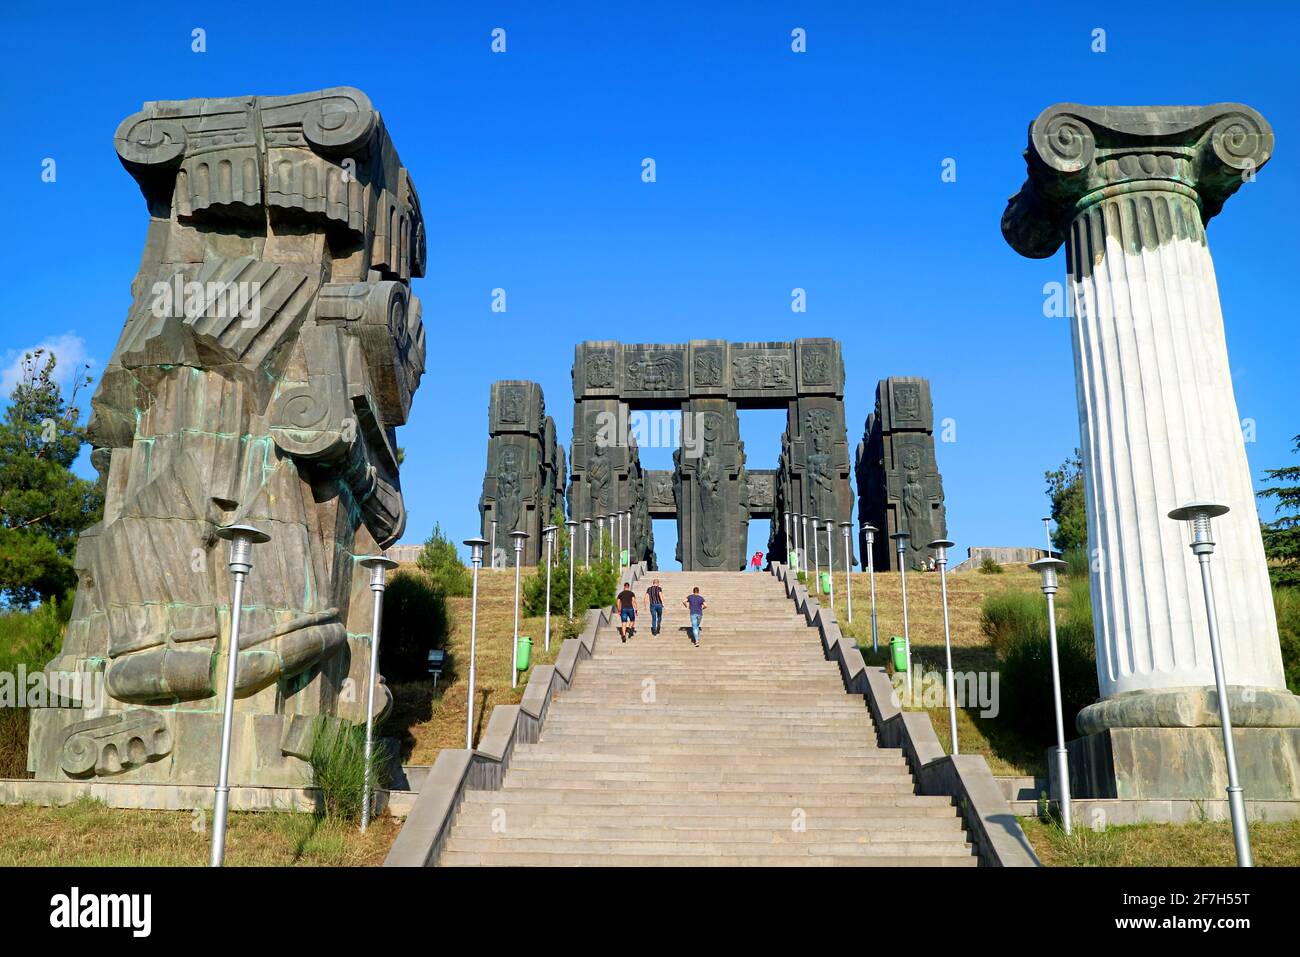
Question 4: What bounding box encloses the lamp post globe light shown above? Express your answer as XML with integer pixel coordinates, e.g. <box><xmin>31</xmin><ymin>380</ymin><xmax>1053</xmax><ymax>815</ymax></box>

<box><xmin>1168</xmin><ymin>501</ymin><xmax>1252</xmax><ymax>867</ymax></box>
<box><xmin>357</xmin><ymin>554</ymin><xmax>399</xmax><ymax>833</ymax></box>
<box><xmin>928</xmin><ymin>539</ymin><xmax>959</xmax><ymax>756</ymax></box>
<box><xmin>509</xmin><ymin>530</ymin><xmax>529</xmax><ymax>690</ymax></box>
<box><xmin>840</xmin><ymin>521</ymin><xmax>854</xmax><ymax>624</ymax></box>
<box><xmin>210</xmin><ymin>523</ymin><xmax>270</xmax><ymax>867</ymax></box>
<box><xmin>582</xmin><ymin>517</ymin><xmax>592</xmax><ymax>568</ymax></box>
<box><xmin>463</xmin><ymin>536</ymin><xmax>488</xmax><ymax>750</ymax></box>
<box><xmin>862</xmin><ymin>523</ymin><xmax>878</xmax><ymax>653</ymax></box>
<box><xmin>1028</xmin><ymin>555</ymin><xmax>1073</xmax><ymax>836</ymax></box>
<box><xmin>542</xmin><ymin>525</ymin><xmax>557</xmax><ymax>652</ymax></box>
<box><xmin>891</xmin><ymin>530</ymin><xmax>912</xmax><ymax>695</ymax></box>
<box><xmin>565</xmin><ymin>519</ymin><xmax>578</xmax><ymax>619</ymax></box>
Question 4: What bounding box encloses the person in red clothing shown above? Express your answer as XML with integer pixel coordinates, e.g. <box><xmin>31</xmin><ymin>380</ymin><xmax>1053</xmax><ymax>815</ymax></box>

<box><xmin>750</xmin><ymin>550</ymin><xmax>763</xmax><ymax>570</ymax></box>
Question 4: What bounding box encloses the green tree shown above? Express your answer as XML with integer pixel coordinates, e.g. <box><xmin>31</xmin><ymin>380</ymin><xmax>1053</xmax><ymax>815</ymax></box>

<box><xmin>1259</xmin><ymin>433</ymin><xmax>1300</xmax><ymax>588</ymax></box>
<box><xmin>0</xmin><ymin>351</ymin><xmax>102</xmax><ymax>605</ymax></box>
<box><xmin>1045</xmin><ymin>450</ymin><xmax>1087</xmax><ymax>553</ymax></box>
<box><xmin>415</xmin><ymin>522</ymin><xmax>472</xmax><ymax>596</ymax></box>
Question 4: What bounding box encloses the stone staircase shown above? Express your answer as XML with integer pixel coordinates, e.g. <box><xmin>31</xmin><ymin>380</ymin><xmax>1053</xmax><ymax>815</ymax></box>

<box><xmin>438</xmin><ymin>571</ymin><xmax>976</xmax><ymax>866</ymax></box>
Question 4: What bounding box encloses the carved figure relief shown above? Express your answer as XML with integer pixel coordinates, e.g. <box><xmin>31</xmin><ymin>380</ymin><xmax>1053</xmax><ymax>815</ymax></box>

<box><xmin>586</xmin><ymin>353</ymin><xmax>615</xmax><ymax>387</ymax></box>
<box><xmin>626</xmin><ymin>354</ymin><xmax>682</xmax><ymax>391</ymax></box>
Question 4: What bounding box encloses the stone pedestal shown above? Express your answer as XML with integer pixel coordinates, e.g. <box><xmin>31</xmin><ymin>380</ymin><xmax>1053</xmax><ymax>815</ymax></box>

<box><xmin>1004</xmin><ymin>103</ymin><xmax>1299</xmax><ymax>798</ymax></box>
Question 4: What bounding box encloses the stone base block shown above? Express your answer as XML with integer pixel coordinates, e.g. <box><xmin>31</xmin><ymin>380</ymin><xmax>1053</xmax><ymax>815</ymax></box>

<box><xmin>1064</xmin><ymin>726</ymin><xmax>1300</xmax><ymax>801</ymax></box>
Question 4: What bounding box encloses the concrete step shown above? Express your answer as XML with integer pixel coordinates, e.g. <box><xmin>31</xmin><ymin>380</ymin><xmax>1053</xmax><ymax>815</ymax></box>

<box><xmin>506</xmin><ymin>755</ymin><xmax>908</xmax><ymax>773</ymax></box>
<box><xmin>441</xmin><ymin>837</ymin><xmax>975</xmax><ymax>857</ymax></box>
<box><xmin>458</xmin><ymin>789</ymin><xmax>948</xmax><ymax>810</ymax></box>
<box><xmin>446</xmin><ymin>820</ymin><xmax>966</xmax><ymax>841</ymax></box>
<box><xmin>513</xmin><ymin>742</ymin><xmax>886</xmax><ymax>757</ymax></box>
<box><xmin>500</xmin><ymin>775</ymin><xmax>916</xmax><ymax>792</ymax></box>
<box><xmin>439</xmin><ymin>850</ymin><xmax>978</xmax><ymax>867</ymax></box>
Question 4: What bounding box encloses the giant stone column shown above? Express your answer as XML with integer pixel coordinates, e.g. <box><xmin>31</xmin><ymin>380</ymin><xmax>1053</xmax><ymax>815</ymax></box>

<box><xmin>1004</xmin><ymin>104</ymin><xmax>1300</xmax><ymax>798</ymax></box>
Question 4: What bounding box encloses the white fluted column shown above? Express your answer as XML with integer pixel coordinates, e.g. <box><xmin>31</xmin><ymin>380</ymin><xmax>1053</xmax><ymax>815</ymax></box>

<box><xmin>1003</xmin><ymin>104</ymin><xmax>1294</xmax><ymax>731</ymax></box>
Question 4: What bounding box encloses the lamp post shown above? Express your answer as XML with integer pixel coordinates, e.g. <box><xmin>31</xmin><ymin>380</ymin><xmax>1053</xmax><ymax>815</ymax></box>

<box><xmin>583</xmin><ymin>518</ymin><xmax>591</xmax><ymax>568</ymax></box>
<box><xmin>597</xmin><ymin>515</ymin><xmax>605</xmax><ymax>563</ymax></box>
<box><xmin>210</xmin><ymin>523</ymin><xmax>270</xmax><ymax>868</ymax></box>
<box><xmin>840</xmin><ymin>521</ymin><xmax>854</xmax><ymax>624</ymax></box>
<box><xmin>928</xmin><ymin>539</ymin><xmax>959</xmax><ymax>756</ymax></box>
<box><xmin>824</xmin><ymin>519</ymin><xmax>835</xmax><ymax>615</ymax></box>
<box><xmin>510</xmin><ymin>530</ymin><xmax>529</xmax><ymax>690</ymax></box>
<box><xmin>616</xmin><ymin>510</ymin><xmax>624</xmax><ymax>576</ymax></box>
<box><xmin>490</xmin><ymin>519</ymin><xmax>498</xmax><ymax>570</ymax></box>
<box><xmin>862</xmin><ymin>523</ymin><xmax>878</xmax><ymax>654</ymax></box>
<box><xmin>1042</xmin><ymin>516</ymin><xmax>1053</xmax><ymax>555</ymax></box>
<box><xmin>892</xmin><ymin>531</ymin><xmax>912</xmax><ymax>695</ymax></box>
<box><xmin>542</xmin><ymin>525</ymin><xmax>556</xmax><ymax>651</ymax></box>
<box><xmin>811</xmin><ymin>515</ymin><xmax>821</xmax><ymax>595</ymax></box>
<box><xmin>785</xmin><ymin>512</ymin><xmax>795</xmax><ymax>572</ymax></box>
<box><xmin>1168</xmin><ymin>501</ymin><xmax>1252</xmax><ymax>867</ymax></box>
<box><xmin>784</xmin><ymin>511</ymin><xmax>792</xmax><ymax>564</ymax></box>
<box><xmin>357</xmin><ymin>554</ymin><xmax>399</xmax><ymax>833</ymax></box>
<box><xmin>463</xmin><ymin>536</ymin><xmax>487</xmax><ymax>749</ymax></box>
<box><xmin>565</xmin><ymin>519</ymin><xmax>578</xmax><ymax>618</ymax></box>
<box><xmin>1028</xmin><ymin>555</ymin><xmax>1073</xmax><ymax>836</ymax></box>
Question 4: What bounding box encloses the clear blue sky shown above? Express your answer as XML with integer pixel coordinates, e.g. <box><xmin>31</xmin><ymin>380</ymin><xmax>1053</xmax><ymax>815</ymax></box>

<box><xmin>3</xmin><ymin>1</ymin><xmax>1297</xmax><ymax>568</ymax></box>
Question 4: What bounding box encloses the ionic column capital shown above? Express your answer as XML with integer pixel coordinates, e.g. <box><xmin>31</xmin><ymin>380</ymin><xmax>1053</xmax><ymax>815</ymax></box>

<box><xmin>1001</xmin><ymin>103</ymin><xmax>1274</xmax><ymax>258</ymax></box>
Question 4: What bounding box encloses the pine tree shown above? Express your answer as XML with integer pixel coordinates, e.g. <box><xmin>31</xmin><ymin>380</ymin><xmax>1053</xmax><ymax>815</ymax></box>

<box><xmin>0</xmin><ymin>351</ymin><xmax>103</xmax><ymax>605</ymax></box>
<box><xmin>1259</xmin><ymin>434</ymin><xmax>1300</xmax><ymax>588</ymax></box>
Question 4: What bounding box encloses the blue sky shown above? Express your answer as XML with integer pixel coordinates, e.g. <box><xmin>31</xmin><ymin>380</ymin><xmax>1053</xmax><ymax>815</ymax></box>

<box><xmin>3</xmin><ymin>1</ymin><xmax>1298</xmax><ymax>567</ymax></box>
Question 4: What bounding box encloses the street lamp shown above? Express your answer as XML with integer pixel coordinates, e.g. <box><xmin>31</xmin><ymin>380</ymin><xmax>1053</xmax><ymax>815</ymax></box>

<box><xmin>929</xmin><ymin>539</ymin><xmax>959</xmax><ymax>756</ymax></box>
<box><xmin>357</xmin><ymin>554</ymin><xmax>399</xmax><ymax>832</ymax></box>
<box><xmin>1168</xmin><ymin>501</ymin><xmax>1252</xmax><ymax>867</ymax></box>
<box><xmin>862</xmin><ymin>523</ymin><xmax>878</xmax><ymax>654</ymax></box>
<box><xmin>824</xmin><ymin>519</ymin><xmax>835</xmax><ymax>615</ymax></box>
<box><xmin>210</xmin><ymin>522</ymin><xmax>270</xmax><ymax>867</ymax></box>
<box><xmin>892</xmin><ymin>530</ymin><xmax>912</xmax><ymax>695</ymax></box>
<box><xmin>583</xmin><ymin>517</ymin><xmax>592</xmax><ymax>568</ymax></box>
<box><xmin>463</xmin><ymin>536</ymin><xmax>487</xmax><ymax>749</ymax></box>
<box><xmin>490</xmin><ymin>518</ymin><xmax>498</xmax><ymax>570</ymax></box>
<box><xmin>597</xmin><ymin>515</ymin><xmax>605</xmax><ymax>562</ymax></box>
<box><xmin>792</xmin><ymin>511</ymin><xmax>801</xmax><ymax>572</ymax></box>
<box><xmin>565</xmin><ymin>520</ymin><xmax>578</xmax><ymax>619</ymax></box>
<box><xmin>1042</xmin><ymin>516</ymin><xmax>1053</xmax><ymax>555</ymax></box>
<box><xmin>542</xmin><ymin>525</ymin><xmax>556</xmax><ymax>651</ymax></box>
<box><xmin>811</xmin><ymin>515</ymin><xmax>821</xmax><ymax>595</ymax></box>
<box><xmin>510</xmin><ymin>530</ymin><xmax>529</xmax><ymax>690</ymax></box>
<box><xmin>840</xmin><ymin>521</ymin><xmax>854</xmax><ymax>624</ymax></box>
<box><xmin>1028</xmin><ymin>555</ymin><xmax>1072</xmax><ymax>836</ymax></box>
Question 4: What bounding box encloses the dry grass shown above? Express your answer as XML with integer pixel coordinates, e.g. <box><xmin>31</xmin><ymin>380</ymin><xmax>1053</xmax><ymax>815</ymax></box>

<box><xmin>385</xmin><ymin>564</ymin><xmax>585</xmax><ymax>765</ymax></box>
<box><xmin>1021</xmin><ymin>815</ymin><xmax>1300</xmax><ymax>867</ymax></box>
<box><xmin>0</xmin><ymin>797</ymin><xmax>400</xmax><ymax>866</ymax></box>
<box><xmin>822</xmin><ymin>565</ymin><xmax>1056</xmax><ymax>775</ymax></box>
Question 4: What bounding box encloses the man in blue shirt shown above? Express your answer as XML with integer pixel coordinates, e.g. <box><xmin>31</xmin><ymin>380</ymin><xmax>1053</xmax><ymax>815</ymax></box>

<box><xmin>682</xmin><ymin>587</ymin><xmax>708</xmax><ymax>647</ymax></box>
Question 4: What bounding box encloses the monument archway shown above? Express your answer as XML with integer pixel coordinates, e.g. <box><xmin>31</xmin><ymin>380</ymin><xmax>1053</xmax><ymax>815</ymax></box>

<box><xmin>567</xmin><ymin>339</ymin><xmax>854</xmax><ymax>571</ymax></box>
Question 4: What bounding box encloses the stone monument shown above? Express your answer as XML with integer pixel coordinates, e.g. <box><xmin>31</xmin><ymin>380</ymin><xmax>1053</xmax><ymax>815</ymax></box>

<box><xmin>1003</xmin><ymin>103</ymin><xmax>1300</xmax><ymax>799</ymax></box>
<box><xmin>27</xmin><ymin>87</ymin><xmax>426</xmax><ymax>791</ymax></box>
<box><xmin>569</xmin><ymin>339</ymin><xmax>850</xmax><ymax>571</ymax></box>
<box><xmin>478</xmin><ymin>380</ymin><xmax>567</xmax><ymax>566</ymax></box>
<box><xmin>855</xmin><ymin>377</ymin><xmax>948</xmax><ymax>571</ymax></box>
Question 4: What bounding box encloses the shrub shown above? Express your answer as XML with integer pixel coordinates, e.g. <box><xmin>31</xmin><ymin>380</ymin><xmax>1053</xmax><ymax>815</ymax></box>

<box><xmin>380</xmin><ymin>570</ymin><xmax>450</xmax><ymax>683</ymax></box>
<box><xmin>415</xmin><ymin>523</ymin><xmax>472</xmax><ymax>596</ymax></box>
<box><xmin>0</xmin><ymin>597</ymin><xmax>69</xmax><ymax>777</ymax></box>
<box><xmin>1063</xmin><ymin>545</ymin><xmax>1090</xmax><ymax>579</ymax></box>
<box><xmin>979</xmin><ymin>556</ymin><xmax>1003</xmax><ymax>575</ymax></box>
<box><xmin>980</xmin><ymin>589</ymin><xmax>1047</xmax><ymax>659</ymax></box>
<box><xmin>524</xmin><ymin>558</ymin><xmax>617</xmax><ymax>618</ymax></box>
<box><xmin>1276</xmin><ymin>586</ymin><xmax>1300</xmax><ymax>695</ymax></box>
<box><xmin>307</xmin><ymin>718</ymin><xmax>390</xmax><ymax>823</ymax></box>
<box><xmin>988</xmin><ymin>580</ymin><xmax>1099</xmax><ymax>748</ymax></box>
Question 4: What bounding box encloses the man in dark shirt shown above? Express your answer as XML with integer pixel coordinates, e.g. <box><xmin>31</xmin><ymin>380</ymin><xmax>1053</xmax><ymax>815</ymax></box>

<box><xmin>645</xmin><ymin>579</ymin><xmax>665</xmax><ymax>635</ymax></box>
<box><xmin>617</xmin><ymin>581</ymin><xmax>637</xmax><ymax>642</ymax></box>
<box><xmin>682</xmin><ymin>587</ymin><xmax>708</xmax><ymax>646</ymax></box>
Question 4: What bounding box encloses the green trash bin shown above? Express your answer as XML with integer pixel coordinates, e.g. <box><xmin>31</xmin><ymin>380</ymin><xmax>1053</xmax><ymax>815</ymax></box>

<box><xmin>890</xmin><ymin>636</ymin><xmax>908</xmax><ymax>672</ymax></box>
<box><xmin>515</xmin><ymin>636</ymin><xmax>532</xmax><ymax>672</ymax></box>
<box><xmin>789</xmin><ymin>553</ymin><xmax>800</xmax><ymax>572</ymax></box>
<box><xmin>820</xmin><ymin>571</ymin><xmax>831</xmax><ymax>595</ymax></box>
<box><xmin>621</xmin><ymin>549</ymin><xmax>629</xmax><ymax>565</ymax></box>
